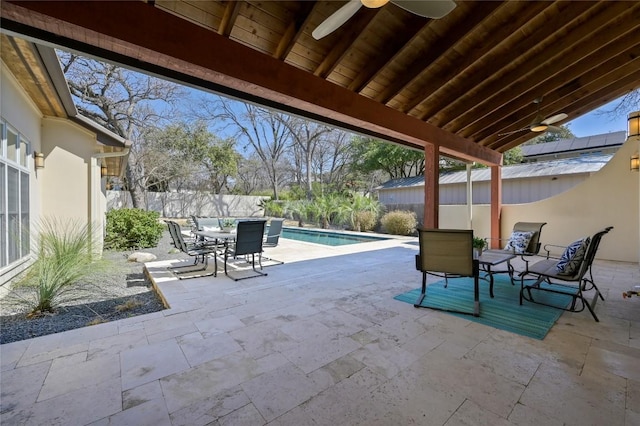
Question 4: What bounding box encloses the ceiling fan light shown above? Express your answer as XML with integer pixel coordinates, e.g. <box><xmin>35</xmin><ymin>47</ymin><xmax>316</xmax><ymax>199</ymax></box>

<box><xmin>361</xmin><ymin>0</ymin><xmax>390</xmax><ymax>9</ymax></box>
<box><xmin>531</xmin><ymin>124</ymin><xmax>548</xmax><ymax>132</ymax></box>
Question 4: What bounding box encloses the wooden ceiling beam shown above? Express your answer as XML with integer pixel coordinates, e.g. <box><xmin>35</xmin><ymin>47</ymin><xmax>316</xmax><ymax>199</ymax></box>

<box><xmin>471</xmin><ymin>28</ymin><xmax>640</xmax><ymax>143</ymax></box>
<box><xmin>492</xmin><ymin>68</ymin><xmax>640</xmax><ymax>152</ymax></box>
<box><xmin>313</xmin><ymin>7</ymin><xmax>378</xmax><ymax>78</ymax></box>
<box><xmin>403</xmin><ymin>1</ymin><xmax>549</xmax><ymax>117</ymax></box>
<box><xmin>439</xmin><ymin>2</ymin><xmax>636</xmax><ymax>135</ymax></box>
<box><xmin>272</xmin><ymin>1</ymin><xmax>315</xmax><ymax>60</ymax></box>
<box><xmin>417</xmin><ymin>0</ymin><xmax>599</xmax><ymax>123</ymax></box>
<box><xmin>374</xmin><ymin>1</ymin><xmax>502</xmax><ymax>106</ymax></box>
<box><xmin>1</xmin><ymin>0</ymin><xmax>502</xmax><ymax>165</ymax></box>
<box><xmin>218</xmin><ymin>0</ymin><xmax>241</xmax><ymax>37</ymax></box>
<box><xmin>347</xmin><ymin>14</ymin><xmax>426</xmax><ymax>93</ymax></box>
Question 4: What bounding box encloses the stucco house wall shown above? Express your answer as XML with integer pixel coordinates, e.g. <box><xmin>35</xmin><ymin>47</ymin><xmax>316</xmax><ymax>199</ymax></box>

<box><xmin>0</xmin><ymin>57</ymin><xmax>114</xmax><ymax>288</ymax></box>
<box><xmin>41</xmin><ymin>118</ymin><xmax>98</xmax><ymax>222</ymax></box>
<box><xmin>435</xmin><ymin>138</ymin><xmax>639</xmax><ymax>262</ymax></box>
<box><xmin>502</xmin><ymin>137</ymin><xmax>639</xmax><ymax>263</ymax></box>
<box><xmin>1</xmin><ymin>62</ymin><xmax>43</xmax><ymax>286</ymax></box>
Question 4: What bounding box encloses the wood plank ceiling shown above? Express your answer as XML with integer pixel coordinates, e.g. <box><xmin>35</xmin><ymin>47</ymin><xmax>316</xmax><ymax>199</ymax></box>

<box><xmin>2</xmin><ymin>1</ymin><xmax>639</xmax><ymax>165</ymax></box>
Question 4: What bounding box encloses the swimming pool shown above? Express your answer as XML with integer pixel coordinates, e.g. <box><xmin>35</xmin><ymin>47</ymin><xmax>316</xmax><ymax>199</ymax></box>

<box><xmin>281</xmin><ymin>227</ymin><xmax>389</xmax><ymax>246</ymax></box>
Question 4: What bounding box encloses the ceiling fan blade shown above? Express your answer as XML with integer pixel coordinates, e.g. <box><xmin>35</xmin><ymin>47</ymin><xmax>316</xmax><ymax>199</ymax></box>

<box><xmin>541</xmin><ymin>113</ymin><xmax>568</xmax><ymax>125</ymax></box>
<box><xmin>391</xmin><ymin>0</ymin><xmax>457</xmax><ymax>18</ymax></box>
<box><xmin>312</xmin><ymin>0</ymin><xmax>362</xmax><ymax>40</ymax></box>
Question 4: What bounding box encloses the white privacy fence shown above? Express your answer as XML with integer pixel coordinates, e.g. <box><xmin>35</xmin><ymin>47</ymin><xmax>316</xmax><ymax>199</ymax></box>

<box><xmin>106</xmin><ymin>191</ymin><xmax>268</xmax><ymax>218</ymax></box>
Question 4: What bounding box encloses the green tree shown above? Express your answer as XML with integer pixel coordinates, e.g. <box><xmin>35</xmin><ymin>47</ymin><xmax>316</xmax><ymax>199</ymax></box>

<box><xmin>503</xmin><ymin>146</ymin><xmax>524</xmax><ymax>165</ymax></box>
<box><xmin>143</xmin><ymin>121</ymin><xmax>239</xmax><ymax>193</ymax></box>
<box><xmin>350</xmin><ymin>136</ymin><xmax>424</xmax><ymax>179</ymax></box>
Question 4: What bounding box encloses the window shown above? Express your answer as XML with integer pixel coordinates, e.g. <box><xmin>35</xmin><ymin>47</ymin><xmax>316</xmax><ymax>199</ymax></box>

<box><xmin>0</xmin><ymin>120</ymin><xmax>30</xmax><ymax>268</ymax></box>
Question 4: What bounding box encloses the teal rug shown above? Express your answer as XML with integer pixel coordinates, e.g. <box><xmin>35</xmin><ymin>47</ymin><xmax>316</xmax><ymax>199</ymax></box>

<box><xmin>394</xmin><ymin>276</ymin><xmax>575</xmax><ymax>340</ymax></box>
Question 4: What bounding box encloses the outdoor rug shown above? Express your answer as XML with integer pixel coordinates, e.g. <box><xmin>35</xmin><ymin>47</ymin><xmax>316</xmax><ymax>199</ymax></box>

<box><xmin>394</xmin><ymin>276</ymin><xmax>575</xmax><ymax>340</ymax></box>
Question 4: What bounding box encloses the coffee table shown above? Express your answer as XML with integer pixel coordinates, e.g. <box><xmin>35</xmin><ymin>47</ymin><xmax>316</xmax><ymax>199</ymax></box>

<box><xmin>477</xmin><ymin>250</ymin><xmax>516</xmax><ymax>298</ymax></box>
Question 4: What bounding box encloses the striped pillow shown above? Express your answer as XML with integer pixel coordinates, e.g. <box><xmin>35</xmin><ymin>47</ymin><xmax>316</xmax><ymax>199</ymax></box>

<box><xmin>556</xmin><ymin>237</ymin><xmax>590</xmax><ymax>275</ymax></box>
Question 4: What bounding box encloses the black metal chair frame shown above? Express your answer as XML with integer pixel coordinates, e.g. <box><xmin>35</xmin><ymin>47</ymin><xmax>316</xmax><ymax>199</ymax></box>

<box><xmin>414</xmin><ymin>228</ymin><xmax>481</xmax><ymax>317</ymax></box>
<box><xmin>224</xmin><ymin>220</ymin><xmax>268</xmax><ymax>281</ymax></box>
<box><xmin>519</xmin><ymin>226</ymin><xmax>613</xmax><ymax>322</ymax></box>
<box><xmin>166</xmin><ymin>220</ymin><xmax>221</xmax><ymax>279</ymax></box>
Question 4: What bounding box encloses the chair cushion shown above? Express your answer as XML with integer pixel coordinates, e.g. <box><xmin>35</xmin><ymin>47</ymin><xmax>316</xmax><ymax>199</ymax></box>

<box><xmin>504</xmin><ymin>231</ymin><xmax>534</xmax><ymax>254</ymax></box>
<box><xmin>202</xmin><ymin>225</ymin><xmax>221</xmax><ymax>232</ymax></box>
<box><xmin>556</xmin><ymin>237</ymin><xmax>590</xmax><ymax>275</ymax></box>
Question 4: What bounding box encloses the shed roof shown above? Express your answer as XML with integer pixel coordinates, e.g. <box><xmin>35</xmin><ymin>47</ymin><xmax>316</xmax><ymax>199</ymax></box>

<box><xmin>520</xmin><ymin>131</ymin><xmax>626</xmax><ymax>158</ymax></box>
<box><xmin>377</xmin><ymin>153</ymin><xmax>612</xmax><ymax>190</ymax></box>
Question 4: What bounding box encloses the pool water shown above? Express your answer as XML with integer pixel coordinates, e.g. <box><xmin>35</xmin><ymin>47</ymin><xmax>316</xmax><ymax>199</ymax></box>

<box><xmin>281</xmin><ymin>227</ymin><xmax>389</xmax><ymax>246</ymax></box>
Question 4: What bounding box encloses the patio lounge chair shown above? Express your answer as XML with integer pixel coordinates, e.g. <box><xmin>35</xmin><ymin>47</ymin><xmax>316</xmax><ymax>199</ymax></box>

<box><xmin>520</xmin><ymin>226</ymin><xmax>613</xmax><ymax>321</ymax></box>
<box><xmin>485</xmin><ymin>221</ymin><xmax>547</xmax><ymax>278</ymax></box>
<box><xmin>414</xmin><ymin>228</ymin><xmax>480</xmax><ymax>317</ymax></box>
<box><xmin>264</xmin><ymin>218</ymin><xmax>284</xmax><ymax>248</ymax></box>
<box><xmin>224</xmin><ymin>219</ymin><xmax>268</xmax><ymax>281</ymax></box>
<box><xmin>262</xmin><ymin>218</ymin><xmax>285</xmax><ymax>265</ymax></box>
<box><xmin>166</xmin><ymin>220</ymin><xmax>221</xmax><ymax>279</ymax></box>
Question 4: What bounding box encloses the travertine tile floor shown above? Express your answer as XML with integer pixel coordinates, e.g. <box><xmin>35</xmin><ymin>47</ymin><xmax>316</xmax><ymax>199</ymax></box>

<box><xmin>1</xmin><ymin>236</ymin><xmax>639</xmax><ymax>425</ymax></box>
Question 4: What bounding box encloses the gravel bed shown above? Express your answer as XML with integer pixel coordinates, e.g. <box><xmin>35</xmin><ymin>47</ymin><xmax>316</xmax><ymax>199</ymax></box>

<box><xmin>0</xmin><ymin>230</ymin><xmax>182</xmax><ymax>344</ymax></box>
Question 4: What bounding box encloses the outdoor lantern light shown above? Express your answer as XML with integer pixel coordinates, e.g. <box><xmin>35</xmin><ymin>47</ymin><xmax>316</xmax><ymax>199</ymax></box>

<box><xmin>631</xmin><ymin>153</ymin><xmax>640</xmax><ymax>172</ymax></box>
<box><xmin>33</xmin><ymin>151</ymin><xmax>44</xmax><ymax>169</ymax></box>
<box><xmin>628</xmin><ymin>111</ymin><xmax>640</xmax><ymax>138</ymax></box>
<box><xmin>101</xmin><ymin>163</ymin><xmax>108</xmax><ymax>177</ymax></box>
<box><xmin>361</xmin><ymin>0</ymin><xmax>389</xmax><ymax>8</ymax></box>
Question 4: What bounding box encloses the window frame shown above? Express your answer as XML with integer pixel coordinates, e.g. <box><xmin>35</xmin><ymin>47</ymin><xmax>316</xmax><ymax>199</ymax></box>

<box><xmin>0</xmin><ymin>119</ymin><xmax>31</xmax><ymax>268</ymax></box>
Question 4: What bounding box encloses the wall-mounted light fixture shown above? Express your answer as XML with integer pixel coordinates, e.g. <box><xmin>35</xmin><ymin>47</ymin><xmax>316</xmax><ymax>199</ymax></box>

<box><xmin>631</xmin><ymin>153</ymin><xmax>640</xmax><ymax>172</ymax></box>
<box><xmin>101</xmin><ymin>163</ymin><xmax>108</xmax><ymax>177</ymax></box>
<box><xmin>33</xmin><ymin>151</ymin><xmax>44</xmax><ymax>169</ymax></box>
<box><xmin>629</xmin><ymin>111</ymin><xmax>640</xmax><ymax>138</ymax></box>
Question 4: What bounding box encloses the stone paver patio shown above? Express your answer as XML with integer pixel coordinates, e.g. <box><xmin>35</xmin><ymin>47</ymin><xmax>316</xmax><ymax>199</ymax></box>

<box><xmin>1</xmin><ymin>236</ymin><xmax>639</xmax><ymax>425</ymax></box>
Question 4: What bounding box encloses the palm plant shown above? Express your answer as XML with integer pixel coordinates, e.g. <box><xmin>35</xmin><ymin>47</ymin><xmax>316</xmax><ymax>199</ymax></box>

<box><xmin>309</xmin><ymin>194</ymin><xmax>347</xmax><ymax>229</ymax></box>
<box><xmin>284</xmin><ymin>199</ymin><xmax>310</xmax><ymax>227</ymax></box>
<box><xmin>348</xmin><ymin>193</ymin><xmax>381</xmax><ymax>232</ymax></box>
<box><xmin>15</xmin><ymin>217</ymin><xmax>99</xmax><ymax>315</ymax></box>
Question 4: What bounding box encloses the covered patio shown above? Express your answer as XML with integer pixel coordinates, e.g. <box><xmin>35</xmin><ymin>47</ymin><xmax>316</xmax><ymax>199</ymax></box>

<box><xmin>1</xmin><ymin>237</ymin><xmax>638</xmax><ymax>424</ymax></box>
<box><xmin>2</xmin><ymin>0</ymin><xmax>639</xmax><ymax>241</ymax></box>
<box><xmin>1</xmin><ymin>1</ymin><xmax>639</xmax><ymax>424</ymax></box>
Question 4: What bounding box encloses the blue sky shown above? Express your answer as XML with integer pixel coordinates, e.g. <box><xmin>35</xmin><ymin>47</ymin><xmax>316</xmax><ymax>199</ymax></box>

<box><xmin>565</xmin><ymin>98</ymin><xmax>630</xmax><ymax>137</ymax></box>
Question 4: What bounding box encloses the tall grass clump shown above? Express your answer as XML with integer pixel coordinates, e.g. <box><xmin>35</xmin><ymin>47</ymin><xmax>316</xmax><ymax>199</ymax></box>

<box><xmin>15</xmin><ymin>218</ymin><xmax>99</xmax><ymax>315</ymax></box>
<box><xmin>380</xmin><ymin>210</ymin><xmax>417</xmax><ymax>236</ymax></box>
<box><xmin>104</xmin><ymin>208</ymin><xmax>164</xmax><ymax>250</ymax></box>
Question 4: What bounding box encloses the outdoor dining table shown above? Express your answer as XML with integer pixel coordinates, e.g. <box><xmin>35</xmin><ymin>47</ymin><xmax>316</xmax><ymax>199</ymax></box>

<box><xmin>476</xmin><ymin>250</ymin><xmax>517</xmax><ymax>298</ymax></box>
<box><xmin>193</xmin><ymin>230</ymin><xmax>236</xmax><ymax>246</ymax></box>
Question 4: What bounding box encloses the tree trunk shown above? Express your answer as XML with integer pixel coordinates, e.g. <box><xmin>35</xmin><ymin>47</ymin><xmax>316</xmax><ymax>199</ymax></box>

<box><xmin>126</xmin><ymin>157</ymin><xmax>145</xmax><ymax>209</ymax></box>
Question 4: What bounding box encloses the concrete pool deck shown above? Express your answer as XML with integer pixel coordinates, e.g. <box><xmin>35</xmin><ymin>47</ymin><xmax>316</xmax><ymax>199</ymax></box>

<box><xmin>1</xmin><ymin>236</ymin><xmax>639</xmax><ymax>425</ymax></box>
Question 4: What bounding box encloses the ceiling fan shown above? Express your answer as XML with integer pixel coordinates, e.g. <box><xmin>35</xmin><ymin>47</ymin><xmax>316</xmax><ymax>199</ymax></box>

<box><xmin>498</xmin><ymin>98</ymin><xmax>568</xmax><ymax>136</ymax></box>
<box><xmin>312</xmin><ymin>0</ymin><xmax>457</xmax><ymax>40</ymax></box>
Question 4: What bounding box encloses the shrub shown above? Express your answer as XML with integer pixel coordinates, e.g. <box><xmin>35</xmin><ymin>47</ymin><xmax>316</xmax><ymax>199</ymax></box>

<box><xmin>105</xmin><ymin>208</ymin><xmax>164</xmax><ymax>250</ymax></box>
<box><xmin>14</xmin><ymin>217</ymin><xmax>100</xmax><ymax>314</ymax></box>
<box><xmin>348</xmin><ymin>194</ymin><xmax>381</xmax><ymax>232</ymax></box>
<box><xmin>352</xmin><ymin>211</ymin><xmax>377</xmax><ymax>232</ymax></box>
<box><xmin>380</xmin><ymin>210</ymin><xmax>417</xmax><ymax>236</ymax></box>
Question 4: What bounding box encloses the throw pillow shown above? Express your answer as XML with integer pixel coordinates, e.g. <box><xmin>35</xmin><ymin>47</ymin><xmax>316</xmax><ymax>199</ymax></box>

<box><xmin>556</xmin><ymin>237</ymin><xmax>590</xmax><ymax>275</ymax></box>
<box><xmin>202</xmin><ymin>225</ymin><xmax>221</xmax><ymax>232</ymax></box>
<box><xmin>504</xmin><ymin>231</ymin><xmax>534</xmax><ymax>254</ymax></box>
